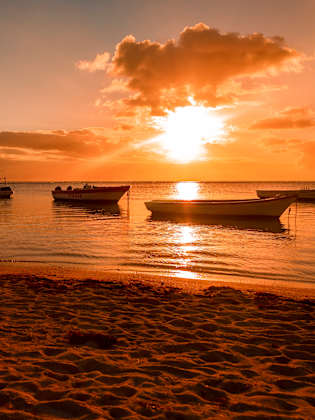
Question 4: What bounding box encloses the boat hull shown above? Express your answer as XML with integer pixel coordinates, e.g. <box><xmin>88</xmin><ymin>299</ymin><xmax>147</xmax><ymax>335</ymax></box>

<box><xmin>52</xmin><ymin>186</ymin><xmax>130</xmax><ymax>203</ymax></box>
<box><xmin>145</xmin><ymin>195</ymin><xmax>296</xmax><ymax>218</ymax></box>
<box><xmin>0</xmin><ymin>190</ymin><xmax>13</xmax><ymax>199</ymax></box>
<box><xmin>257</xmin><ymin>189</ymin><xmax>315</xmax><ymax>202</ymax></box>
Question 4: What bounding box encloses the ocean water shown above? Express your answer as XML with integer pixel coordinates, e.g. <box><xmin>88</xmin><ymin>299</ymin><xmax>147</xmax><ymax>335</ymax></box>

<box><xmin>1</xmin><ymin>181</ymin><xmax>315</xmax><ymax>287</ymax></box>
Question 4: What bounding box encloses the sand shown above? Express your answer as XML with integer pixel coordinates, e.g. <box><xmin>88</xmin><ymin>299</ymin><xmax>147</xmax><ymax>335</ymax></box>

<box><xmin>0</xmin><ymin>266</ymin><xmax>314</xmax><ymax>419</ymax></box>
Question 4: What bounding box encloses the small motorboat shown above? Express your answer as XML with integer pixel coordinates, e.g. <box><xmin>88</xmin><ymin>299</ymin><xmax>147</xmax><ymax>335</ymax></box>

<box><xmin>145</xmin><ymin>195</ymin><xmax>296</xmax><ymax>218</ymax></box>
<box><xmin>52</xmin><ymin>184</ymin><xmax>130</xmax><ymax>203</ymax></box>
<box><xmin>0</xmin><ymin>177</ymin><xmax>13</xmax><ymax>199</ymax></box>
<box><xmin>257</xmin><ymin>188</ymin><xmax>315</xmax><ymax>202</ymax></box>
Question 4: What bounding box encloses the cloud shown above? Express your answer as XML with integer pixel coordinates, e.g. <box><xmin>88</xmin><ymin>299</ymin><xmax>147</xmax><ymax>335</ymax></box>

<box><xmin>0</xmin><ymin>129</ymin><xmax>107</xmax><ymax>159</ymax></box>
<box><xmin>76</xmin><ymin>52</ymin><xmax>110</xmax><ymax>72</ymax></box>
<box><xmin>251</xmin><ymin>117</ymin><xmax>315</xmax><ymax>129</ymax></box>
<box><xmin>104</xmin><ymin>23</ymin><xmax>300</xmax><ymax>114</ymax></box>
<box><xmin>250</xmin><ymin>107</ymin><xmax>315</xmax><ymax>129</ymax></box>
<box><xmin>260</xmin><ymin>135</ymin><xmax>315</xmax><ymax>169</ymax></box>
<box><xmin>100</xmin><ymin>79</ymin><xmax>129</xmax><ymax>94</ymax></box>
<box><xmin>0</xmin><ymin>123</ymin><xmax>160</xmax><ymax>165</ymax></box>
<box><xmin>299</xmin><ymin>141</ymin><xmax>315</xmax><ymax>169</ymax></box>
<box><xmin>263</xmin><ymin>137</ymin><xmax>300</xmax><ymax>147</ymax></box>
<box><xmin>281</xmin><ymin>107</ymin><xmax>311</xmax><ymax>116</ymax></box>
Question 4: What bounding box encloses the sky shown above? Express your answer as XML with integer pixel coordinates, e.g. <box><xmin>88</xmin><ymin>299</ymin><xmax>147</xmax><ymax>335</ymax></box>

<box><xmin>1</xmin><ymin>0</ymin><xmax>315</xmax><ymax>181</ymax></box>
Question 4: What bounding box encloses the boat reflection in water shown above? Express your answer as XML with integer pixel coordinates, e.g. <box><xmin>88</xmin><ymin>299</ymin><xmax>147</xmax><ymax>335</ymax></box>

<box><xmin>52</xmin><ymin>201</ymin><xmax>121</xmax><ymax>217</ymax></box>
<box><xmin>148</xmin><ymin>213</ymin><xmax>286</xmax><ymax>233</ymax></box>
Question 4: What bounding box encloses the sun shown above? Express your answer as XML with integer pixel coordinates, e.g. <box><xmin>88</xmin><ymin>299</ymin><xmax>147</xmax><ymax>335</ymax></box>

<box><xmin>153</xmin><ymin>104</ymin><xmax>226</xmax><ymax>163</ymax></box>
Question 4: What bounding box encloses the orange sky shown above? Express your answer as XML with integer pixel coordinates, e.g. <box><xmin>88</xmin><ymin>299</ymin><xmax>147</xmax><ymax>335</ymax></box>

<box><xmin>1</xmin><ymin>1</ymin><xmax>315</xmax><ymax>181</ymax></box>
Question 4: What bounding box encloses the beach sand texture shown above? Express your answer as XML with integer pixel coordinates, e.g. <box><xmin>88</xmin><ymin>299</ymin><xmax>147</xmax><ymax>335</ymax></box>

<box><xmin>0</xmin><ymin>274</ymin><xmax>314</xmax><ymax>419</ymax></box>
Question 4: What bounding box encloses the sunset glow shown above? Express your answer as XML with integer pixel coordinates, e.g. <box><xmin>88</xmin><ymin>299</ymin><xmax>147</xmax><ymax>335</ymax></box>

<box><xmin>1</xmin><ymin>2</ymin><xmax>315</xmax><ymax>181</ymax></box>
<box><xmin>1</xmin><ymin>3</ymin><xmax>315</xmax><ymax>418</ymax></box>
<box><xmin>154</xmin><ymin>105</ymin><xmax>226</xmax><ymax>163</ymax></box>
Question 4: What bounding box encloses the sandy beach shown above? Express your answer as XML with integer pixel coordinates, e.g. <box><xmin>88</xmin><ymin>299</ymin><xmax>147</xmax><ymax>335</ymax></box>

<box><xmin>0</xmin><ymin>265</ymin><xmax>314</xmax><ymax>419</ymax></box>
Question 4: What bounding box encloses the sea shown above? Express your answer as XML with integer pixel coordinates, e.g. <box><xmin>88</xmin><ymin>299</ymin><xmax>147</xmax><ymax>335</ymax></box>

<box><xmin>1</xmin><ymin>181</ymin><xmax>315</xmax><ymax>288</ymax></box>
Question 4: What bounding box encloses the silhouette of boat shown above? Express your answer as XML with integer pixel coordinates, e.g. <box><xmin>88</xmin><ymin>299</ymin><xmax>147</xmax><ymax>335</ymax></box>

<box><xmin>145</xmin><ymin>195</ymin><xmax>296</xmax><ymax>218</ymax></box>
<box><xmin>257</xmin><ymin>188</ymin><xmax>315</xmax><ymax>202</ymax></box>
<box><xmin>0</xmin><ymin>177</ymin><xmax>13</xmax><ymax>199</ymax></box>
<box><xmin>52</xmin><ymin>184</ymin><xmax>130</xmax><ymax>203</ymax></box>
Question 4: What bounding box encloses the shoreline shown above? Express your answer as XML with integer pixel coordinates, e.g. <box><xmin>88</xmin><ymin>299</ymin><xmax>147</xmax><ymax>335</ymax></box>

<box><xmin>1</xmin><ymin>261</ymin><xmax>315</xmax><ymax>300</ymax></box>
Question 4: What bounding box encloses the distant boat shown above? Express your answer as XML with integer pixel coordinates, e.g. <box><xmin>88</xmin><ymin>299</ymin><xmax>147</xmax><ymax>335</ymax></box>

<box><xmin>0</xmin><ymin>177</ymin><xmax>13</xmax><ymax>199</ymax></box>
<box><xmin>257</xmin><ymin>188</ymin><xmax>315</xmax><ymax>202</ymax></box>
<box><xmin>145</xmin><ymin>195</ymin><xmax>296</xmax><ymax>218</ymax></box>
<box><xmin>52</xmin><ymin>184</ymin><xmax>130</xmax><ymax>203</ymax></box>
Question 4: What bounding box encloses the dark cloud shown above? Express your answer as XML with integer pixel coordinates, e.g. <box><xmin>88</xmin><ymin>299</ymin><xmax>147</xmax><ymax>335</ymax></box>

<box><xmin>108</xmin><ymin>23</ymin><xmax>300</xmax><ymax>114</ymax></box>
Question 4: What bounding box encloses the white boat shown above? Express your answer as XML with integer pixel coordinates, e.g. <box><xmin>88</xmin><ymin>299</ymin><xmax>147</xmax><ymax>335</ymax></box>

<box><xmin>145</xmin><ymin>195</ymin><xmax>296</xmax><ymax>218</ymax></box>
<box><xmin>52</xmin><ymin>184</ymin><xmax>130</xmax><ymax>202</ymax></box>
<box><xmin>257</xmin><ymin>189</ymin><xmax>315</xmax><ymax>201</ymax></box>
<box><xmin>0</xmin><ymin>177</ymin><xmax>13</xmax><ymax>199</ymax></box>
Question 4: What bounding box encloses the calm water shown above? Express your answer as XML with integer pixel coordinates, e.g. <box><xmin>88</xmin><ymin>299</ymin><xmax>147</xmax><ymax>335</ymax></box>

<box><xmin>1</xmin><ymin>181</ymin><xmax>315</xmax><ymax>287</ymax></box>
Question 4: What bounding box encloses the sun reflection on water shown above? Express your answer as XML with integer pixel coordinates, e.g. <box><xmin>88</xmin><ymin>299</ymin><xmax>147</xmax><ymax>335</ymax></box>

<box><xmin>177</xmin><ymin>225</ymin><xmax>195</xmax><ymax>250</ymax></box>
<box><xmin>169</xmin><ymin>225</ymin><xmax>197</xmax><ymax>281</ymax></box>
<box><xmin>172</xmin><ymin>270</ymin><xmax>200</xmax><ymax>280</ymax></box>
<box><xmin>175</xmin><ymin>182</ymin><xmax>199</xmax><ymax>200</ymax></box>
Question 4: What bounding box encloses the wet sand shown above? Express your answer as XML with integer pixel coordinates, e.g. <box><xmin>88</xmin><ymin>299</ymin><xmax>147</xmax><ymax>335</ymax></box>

<box><xmin>0</xmin><ymin>265</ymin><xmax>314</xmax><ymax>419</ymax></box>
